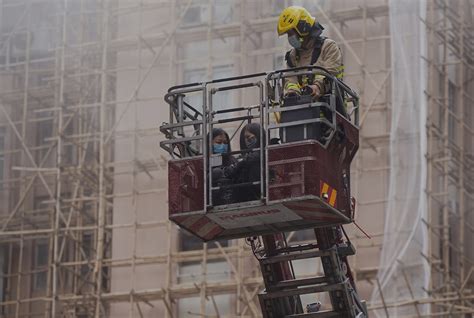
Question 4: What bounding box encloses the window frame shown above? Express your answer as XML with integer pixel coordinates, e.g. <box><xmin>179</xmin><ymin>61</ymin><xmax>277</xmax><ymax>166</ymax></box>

<box><xmin>33</xmin><ymin>240</ymin><xmax>49</xmax><ymax>291</ymax></box>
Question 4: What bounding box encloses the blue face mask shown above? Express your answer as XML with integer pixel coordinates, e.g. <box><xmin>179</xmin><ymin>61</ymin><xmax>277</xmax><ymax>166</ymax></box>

<box><xmin>288</xmin><ymin>34</ymin><xmax>303</xmax><ymax>49</ymax></box>
<box><xmin>213</xmin><ymin>143</ymin><xmax>228</xmax><ymax>154</ymax></box>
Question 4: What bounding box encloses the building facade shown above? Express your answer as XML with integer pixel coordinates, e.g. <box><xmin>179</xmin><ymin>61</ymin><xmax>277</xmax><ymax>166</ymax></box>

<box><xmin>0</xmin><ymin>0</ymin><xmax>473</xmax><ymax>317</ymax></box>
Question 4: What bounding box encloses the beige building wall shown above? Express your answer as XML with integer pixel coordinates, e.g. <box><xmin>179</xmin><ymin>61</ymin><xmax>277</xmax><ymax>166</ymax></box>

<box><xmin>110</xmin><ymin>5</ymin><xmax>171</xmax><ymax>317</ymax></box>
<box><xmin>109</xmin><ymin>0</ymin><xmax>392</xmax><ymax>316</ymax></box>
<box><xmin>0</xmin><ymin>0</ymin><xmax>472</xmax><ymax>317</ymax></box>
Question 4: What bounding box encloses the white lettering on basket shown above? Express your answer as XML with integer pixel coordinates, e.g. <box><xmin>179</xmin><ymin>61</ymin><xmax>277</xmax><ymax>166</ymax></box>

<box><xmin>207</xmin><ymin>204</ymin><xmax>302</xmax><ymax>230</ymax></box>
<box><xmin>218</xmin><ymin>208</ymin><xmax>280</xmax><ymax>221</ymax></box>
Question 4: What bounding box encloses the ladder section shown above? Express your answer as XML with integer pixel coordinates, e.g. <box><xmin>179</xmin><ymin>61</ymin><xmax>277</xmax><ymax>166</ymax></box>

<box><xmin>255</xmin><ymin>229</ymin><xmax>367</xmax><ymax>318</ymax></box>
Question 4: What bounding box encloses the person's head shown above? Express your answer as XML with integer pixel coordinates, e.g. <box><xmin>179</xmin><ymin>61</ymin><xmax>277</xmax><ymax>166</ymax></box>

<box><xmin>277</xmin><ymin>6</ymin><xmax>324</xmax><ymax>50</ymax></box>
<box><xmin>211</xmin><ymin>128</ymin><xmax>231</xmax><ymax>154</ymax></box>
<box><xmin>240</xmin><ymin>123</ymin><xmax>263</xmax><ymax>151</ymax></box>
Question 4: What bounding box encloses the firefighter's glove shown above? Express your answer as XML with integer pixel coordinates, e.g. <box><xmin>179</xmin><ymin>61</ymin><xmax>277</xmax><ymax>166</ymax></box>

<box><xmin>303</xmin><ymin>84</ymin><xmax>321</xmax><ymax>98</ymax></box>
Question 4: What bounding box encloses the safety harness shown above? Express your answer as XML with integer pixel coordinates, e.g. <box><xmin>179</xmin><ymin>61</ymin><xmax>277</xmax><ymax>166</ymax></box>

<box><xmin>284</xmin><ymin>36</ymin><xmax>348</xmax><ymax>118</ymax></box>
<box><xmin>285</xmin><ymin>36</ymin><xmax>327</xmax><ymax>86</ymax></box>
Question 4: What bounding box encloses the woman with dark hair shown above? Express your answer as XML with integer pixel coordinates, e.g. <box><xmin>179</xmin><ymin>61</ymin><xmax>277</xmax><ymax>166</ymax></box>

<box><xmin>239</xmin><ymin>122</ymin><xmax>263</xmax><ymax>152</ymax></box>
<box><xmin>210</xmin><ymin>128</ymin><xmax>237</xmax><ymax>206</ymax></box>
<box><xmin>210</xmin><ymin>128</ymin><xmax>234</xmax><ymax>163</ymax></box>
<box><xmin>232</xmin><ymin>123</ymin><xmax>265</xmax><ymax>203</ymax></box>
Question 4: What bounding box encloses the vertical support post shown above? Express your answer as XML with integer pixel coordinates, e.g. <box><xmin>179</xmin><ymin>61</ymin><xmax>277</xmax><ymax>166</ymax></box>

<box><xmin>202</xmin><ymin>85</ymin><xmax>208</xmax><ymax>211</ymax></box>
<box><xmin>207</xmin><ymin>88</ymin><xmax>214</xmax><ymax>207</ymax></box>
<box><xmin>95</xmin><ymin>1</ymin><xmax>109</xmax><ymax>316</ymax></box>
<box><xmin>264</xmin><ymin>77</ymin><xmax>270</xmax><ymax>205</ymax></box>
<box><xmin>129</xmin><ymin>1</ymin><xmax>144</xmax><ymax>317</ymax></box>
<box><xmin>200</xmin><ymin>242</ymin><xmax>208</xmax><ymax>316</ymax></box>
<box><xmin>259</xmin><ymin>82</ymin><xmax>264</xmax><ymax>201</ymax></box>
<box><xmin>457</xmin><ymin>0</ymin><xmax>466</xmax><ymax>294</ymax></box>
<box><xmin>165</xmin><ymin>3</ymin><xmax>177</xmax><ymax>316</ymax></box>
<box><xmin>426</xmin><ymin>0</ymin><xmax>435</xmax><ymax>299</ymax></box>
<box><xmin>51</xmin><ymin>0</ymin><xmax>68</xmax><ymax>316</ymax></box>
<box><xmin>441</xmin><ymin>1</ymin><xmax>451</xmax><ymax>294</ymax></box>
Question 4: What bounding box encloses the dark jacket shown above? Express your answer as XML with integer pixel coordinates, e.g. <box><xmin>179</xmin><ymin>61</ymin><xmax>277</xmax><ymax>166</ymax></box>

<box><xmin>231</xmin><ymin>123</ymin><xmax>265</xmax><ymax>203</ymax></box>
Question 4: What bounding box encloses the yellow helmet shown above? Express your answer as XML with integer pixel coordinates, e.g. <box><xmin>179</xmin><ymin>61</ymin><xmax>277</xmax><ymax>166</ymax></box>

<box><xmin>277</xmin><ymin>6</ymin><xmax>316</xmax><ymax>36</ymax></box>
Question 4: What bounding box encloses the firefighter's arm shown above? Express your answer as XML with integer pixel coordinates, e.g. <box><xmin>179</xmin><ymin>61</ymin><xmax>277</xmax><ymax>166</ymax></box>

<box><xmin>313</xmin><ymin>40</ymin><xmax>343</xmax><ymax>95</ymax></box>
<box><xmin>284</xmin><ymin>77</ymin><xmax>300</xmax><ymax>95</ymax></box>
<box><xmin>283</xmin><ymin>50</ymin><xmax>301</xmax><ymax>95</ymax></box>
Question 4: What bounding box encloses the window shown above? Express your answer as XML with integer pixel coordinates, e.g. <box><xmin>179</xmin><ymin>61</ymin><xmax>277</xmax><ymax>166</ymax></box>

<box><xmin>180</xmin><ymin>0</ymin><xmax>233</xmax><ymax>27</ymax></box>
<box><xmin>177</xmin><ymin>230</ymin><xmax>232</xmax><ymax>316</ymax></box>
<box><xmin>179</xmin><ymin>229</ymin><xmax>228</xmax><ymax>252</ymax></box>
<box><xmin>447</xmin><ymin>81</ymin><xmax>456</xmax><ymax>142</ymax></box>
<box><xmin>177</xmin><ymin>259</ymin><xmax>231</xmax><ymax>316</ymax></box>
<box><xmin>183</xmin><ymin>65</ymin><xmax>234</xmax><ymax>113</ymax></box>
<box><xmin>183</xmin><ymin>6</ymin><xmax>206</xmax><ymax>26</ymax></box>
<box><xmin>300</xmin><ymin>0</ymin><xmax>328</xmax><ymax>13</ymax></box>
<box><xmin>178</xmin><ymin>261</ymin><xmax>230</xmax><ymax>284</ymax></box>
<box><xmin>211</xmin><ymin>65</ymin><xmax>235</xmax><ymax>111</ymax></box>
<box><xmin>183</xmin><ymin>68</ymin><xmax>206</xmax><ymax>86</ymax></box>
<box><xmin>36</xmin><ymin>112</ymin><xmax>53</xmax><ymax>163</ymax></box>
<box><xmin>62</xmin><ymin>120</ymin><xmax>76</xmax><ymax>165</ymax></box>
<box><xmin>213</xmin><ymin>0</ymin><xmax>233</xmax><ymax>25</ymax></box>
<box><xmin>1</xmin><ymin>3</ymin><xmax>26</xmax><ymax>62</ymax></box>
<box><xmin>178</xmin><ymin>294</ymin><xmax>231</xmax><ymax>317</ymax></box>
<box><xmin>180</xmin><ymin>2</ymin><xmax>209</xmax><ymax>27</ymax></box>
<box><xmin>29</xmin><ymin>2</ymin><xmax>57</xmax><ymax>56</ymax></box>
<box><xmin>181</xmin><ymin>64</ymin><xmax>235</xmax><ymax>155</ymax></box>
<box><xmin>33</xmin><ymin>195</ymin><xmax>50</xmax><ymax>213</ymax></box>
<box><xmin>81</xmin><ymin>233</ymin><xmax>93</xmax><ymax>277</ymax></box>
<box><xmin>1</xmin><ymin>2</ymin><xmax>57</xmax><ymax>63</ymax></box>
<box><xmin>33</xmin><ymin>241</ymin><xmax>48</xmax><ymax>290</ymax></box>
<box><xmin>271</xmin><ymin>0</ymin><xmax>286</xmax><ymax>17</ymax></box>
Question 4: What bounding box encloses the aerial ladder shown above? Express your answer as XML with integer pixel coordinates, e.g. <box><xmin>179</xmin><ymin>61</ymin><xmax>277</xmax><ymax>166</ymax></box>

<box><xmin>160</xmin><ymin>67</ymin><xmax>368</xmax><ymax>317</ymax></box>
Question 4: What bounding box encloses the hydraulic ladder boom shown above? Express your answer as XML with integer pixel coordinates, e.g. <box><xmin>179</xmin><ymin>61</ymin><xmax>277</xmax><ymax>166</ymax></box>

<box><xmin>252</xmin><ymin>226</ymin><xmax>368</xmax><ymax>317</ymax></box>
<box><xmin>160</xmin><ymin>68</ymin><xmax>367</xmax><ymax>317</ymax></box>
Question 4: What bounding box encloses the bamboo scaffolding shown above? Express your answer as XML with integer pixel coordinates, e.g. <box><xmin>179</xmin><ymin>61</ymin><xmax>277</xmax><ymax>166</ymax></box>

<box><xmin>0</xmin><ymin>0</ymin><xmax>472</xmax><ymax>317</ymax></box>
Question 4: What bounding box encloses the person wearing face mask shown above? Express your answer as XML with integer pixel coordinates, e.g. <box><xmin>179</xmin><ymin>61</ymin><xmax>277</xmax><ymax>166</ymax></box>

<box><xmin>211</xmin><ymin>128</ymin><xmax>234</xmax><ymax>164</ymax></box>
<box><xmin>277</xmin><ymin>6</ymin><xmax>344</xmax><ymax>98</ymax></box>
<box><xmin>210</xmin><ymin>128</ymin><xmax>237</xmax><ymax>206</ymax></box>
<box><xmin>230</xmin><ymin>123</ymin><xmax>265</xmax><ymax>203</ymax></box>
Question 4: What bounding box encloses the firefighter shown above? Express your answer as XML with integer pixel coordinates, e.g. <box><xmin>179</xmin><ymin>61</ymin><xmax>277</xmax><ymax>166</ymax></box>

<box><xmin>277</xmin><ymin>6</ymin><xmax>344</xmax><ymax>98</ymax></box>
